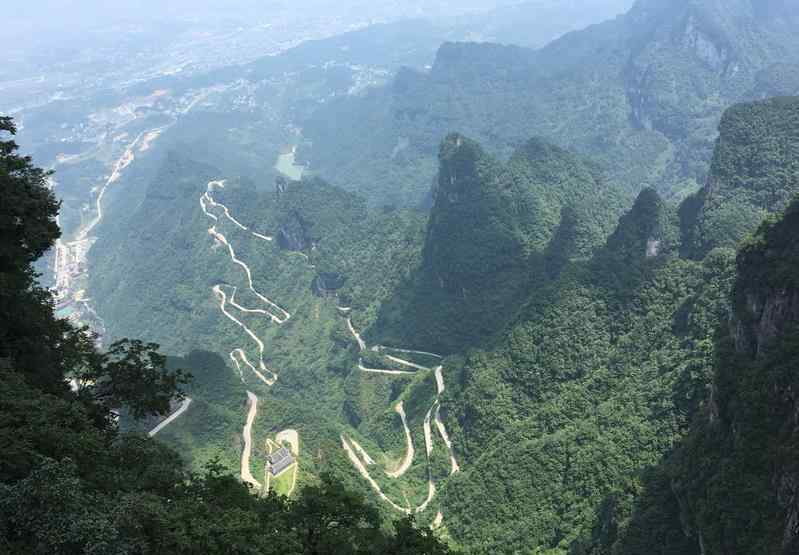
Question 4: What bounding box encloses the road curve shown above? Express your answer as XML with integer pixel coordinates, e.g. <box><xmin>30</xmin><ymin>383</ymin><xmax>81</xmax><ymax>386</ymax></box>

<box><xmin>341</xmin><ymin>434</ymin><xmax>411</xmax><ymax>514</ymax></box>
<box><xmin>229</xmin><ymin>286</ymin><xmax>280</xmax><ymax>319</ymax></box>
<box><xmin>386</xmin><ymin>402</ymin><xmax>414</xmax><ymax>479</ymax></box>
<box><xmin>203</xmin><ymin>183</ymin><xmax>249</xmax><ymax>231</ymax></box>
<box><xmin>230</xmin><ymin>348</ymin><xmax>277</xmax><ymax>387</ymax></box>
<box><xmin>208</xmin><ymin>227</ymin><xmax>291</xmax><ymax>323</ymax></box>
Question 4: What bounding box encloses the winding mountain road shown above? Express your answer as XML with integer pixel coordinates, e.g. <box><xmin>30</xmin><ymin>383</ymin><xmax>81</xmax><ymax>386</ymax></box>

<box><xmin>201</xmin><ymin>181</ymin><xmax>288</xmax><ymax>324</ymax></box>
<box><xmin>213</xmin><ymin>286</ymin><xmax>278</xmax><ymax>386</ymax></box>
<box><xmin>341</xmin><ymin>434</ymin><xmax>411</xmax><ymax>514</ymax></box>
<box><xmin>207</xmin><ymin>226</ymin><xmax>290</xmax><ymax>324</ymax></box>
<box><xmin>336</xmin><ymin>303</ymin><xmax>461</xmax><ymax>520</ymax></box>
<box><xmin>195</xmin><ymin>175</ymin><xmax>461</xmax><ymax>518</ymax></box>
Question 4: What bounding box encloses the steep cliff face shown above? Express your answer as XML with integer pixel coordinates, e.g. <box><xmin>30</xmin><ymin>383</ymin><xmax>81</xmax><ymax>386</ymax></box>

<box><xmin>732</xmin><ymin>200</ymin><xmax>799</xmax><ymax>356</ymax></box>
<box><xmin>422</xmin><ymin>134</ymin><xmax>522</xmax><ymax>297</ymax></box>
<box><xmin>725</xmin><ymin>199</ymin><xmax>799</xmax><ymax>552</ymax></box>
<box><xmin>668</xmin><ymin>198</ymin><xmax>799</xmax><ymax>555</ymax></box>
<box><xmin>276</xmin><ymin>210</ymin><xmax>312</xmax><ymax>252</ymax></box>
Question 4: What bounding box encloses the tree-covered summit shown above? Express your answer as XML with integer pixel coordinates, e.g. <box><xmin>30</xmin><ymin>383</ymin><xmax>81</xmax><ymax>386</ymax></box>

<box><xmin>680</xmin><ymin>96</ymin><xmax>799</xmax><ymax>257</ymax></box>
<box><xmin>374</xmin><ymin>133</ymin><xmax>624</xmax><ymax>354</ymax></box>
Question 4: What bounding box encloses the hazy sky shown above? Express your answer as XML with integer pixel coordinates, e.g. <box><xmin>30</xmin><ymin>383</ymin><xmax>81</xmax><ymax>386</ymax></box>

<box><xmin>4</xmin><ymin>1</ymin><xmax>635</xmax><ymax>71</ymax></box>
<box><xmin>7</xmin><ymin>1</ymin><xmax>522</xmax><ymax>27</ymax></box>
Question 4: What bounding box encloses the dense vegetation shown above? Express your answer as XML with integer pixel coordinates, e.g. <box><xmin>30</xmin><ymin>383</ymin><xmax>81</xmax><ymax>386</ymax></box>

<box><xmin>436</xmin><ymin>189</ymin><xmax>734</xmax><ymax>553</ymax></box>
<box><xmin>16</xmin><ymin>0</ymin><xmax>799</xmax><ymax>552</ymax></box>
<box><xmin>80</xmin><ymin>89</ymin><xmax>799</xmax><ymax>553</ymax></box>
<box><xmin>606</xmin><ymin>196</ymin><xmax>799</xmax><ymax>555</ymax></box>
<box><xmin>430</xmin><ymin>96</ymin><xmax>799</xmax><ymax>553</ymax></box>
<box><xmin>87</xmin><ymin>149</ymin><xmax>450</xmax><ymax>516</ymax></box>
<box><xmin>0</xmin><ymin>119</ymin><xmax>451</xmax><ymax>554</ymax></box>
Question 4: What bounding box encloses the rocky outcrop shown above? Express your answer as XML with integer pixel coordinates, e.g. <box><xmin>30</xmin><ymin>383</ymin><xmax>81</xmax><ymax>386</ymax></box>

<box><xmin>682</xmin><ymin>15</ymin><xmax>729</xmax><ymax>72</ymax></box>
<box><xmin>604</xmin><ymin>187</ymin><xmax>677</xmax><ymax>263</ymax></box>
<box><xmin>312</xmin><ymin>272</ymin><xmax>346</xmax><ymax>298</ymax></box>
<box><xmin>277</xmin><ymin>210</ymin><xmax>311</xmax><ymax>252</ymax></box>
<box><xmin>734</xmin><ymin>288</ymin><xmax>799</xmax><ymax>357</ymax></box>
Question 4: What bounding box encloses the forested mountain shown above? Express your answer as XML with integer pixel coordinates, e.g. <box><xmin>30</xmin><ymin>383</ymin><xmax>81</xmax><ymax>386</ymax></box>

<box><xmin>680</xmin><ymin>96</ymin><xmax>799</xmax><ymax>257</ymax></box>
<box><xmin>10</xmin><ymin>0</ymin><xmax>799</xmax><ymax>552</ymax></box>
<box><xmin>73</xmin><ymin>85</ymin><xmax>799</xmax><ymax>554</ymax></box>
<box><xmin>374</xmin><ymin>134</ymin><xmax>625</xmax><ymax>353</ymax></box>
<box><xmin>429</xmin><ymin>96</ymin><xmax>799</xmax><ymax>553</ymax></box>
<box><xmin>299</xmin><ymin>0</ymin><xmax>799</xmax><ymax>207</ymax></box>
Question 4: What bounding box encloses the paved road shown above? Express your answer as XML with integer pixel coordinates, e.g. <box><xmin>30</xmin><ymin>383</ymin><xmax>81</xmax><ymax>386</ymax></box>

<box><xmin>148</xmin><ymin>398</ymin><xmax>193</xmax><ymax>437</ymax></box>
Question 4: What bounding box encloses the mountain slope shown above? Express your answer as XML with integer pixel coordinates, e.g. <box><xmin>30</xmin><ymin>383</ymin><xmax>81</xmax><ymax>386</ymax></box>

<box><xmin>432</xmin><ymin>184</ymin><xmax>735</xmax><ymax>553</ymax></box>
<box><xmin>426</xmin><ymin>98</ymin><xmax>799</xmax><ymax>553</ymax></box>
<box><xmin>610</xmin><ymin>195</ymin><xmax>799</xmax><ymax>555</ymax></box>
<box><xmin>87</xmin><ymin>151</ymin><xmax>461</xmax><ymax>517</ymax></box>
<box><xmin>372</xmin><ymin>134</ymin><xmax>625</xmax><ymax>354</ymax></box>
<box><xmin>300</xmin><ymin>0</ymin><xmax>799</xmax><ymax>206</ymax></box>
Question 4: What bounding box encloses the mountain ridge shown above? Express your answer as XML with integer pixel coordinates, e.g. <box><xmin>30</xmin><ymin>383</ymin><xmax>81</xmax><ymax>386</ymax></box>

<box><xmin>300</xmin><ymin>0</ymin><xmax>799</xmax><ymax>207</ymax></box>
